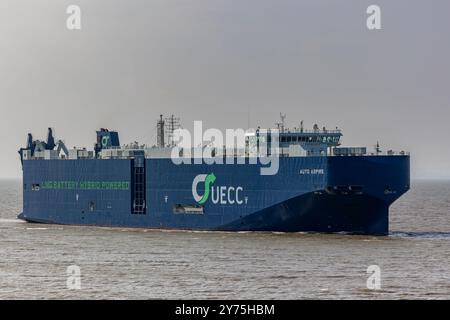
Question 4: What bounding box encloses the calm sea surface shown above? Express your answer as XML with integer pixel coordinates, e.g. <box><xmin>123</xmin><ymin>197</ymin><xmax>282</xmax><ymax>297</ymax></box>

<box><xmin>0</xmin><ymin>179</ymin><xmax>449</xmax><ymax>299</ymax></box>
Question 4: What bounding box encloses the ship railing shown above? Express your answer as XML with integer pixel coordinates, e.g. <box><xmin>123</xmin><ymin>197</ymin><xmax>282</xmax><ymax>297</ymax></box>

<box><xmin>283</xmin><ymin>129</ymin><xmax>342</xmax><ymax>134</ymax></box>
<box><xmin>367</xmin><ymin>151</ymin><xmax>410</xmax><ymax>156</ymax></box>
<box><xmin>331</xmin><ymin>151</ymin><xmax>410</xmax><ymax>157</ymax></box>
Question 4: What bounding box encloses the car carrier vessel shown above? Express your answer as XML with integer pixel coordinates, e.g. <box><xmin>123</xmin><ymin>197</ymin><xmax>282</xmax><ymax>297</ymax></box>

<box><xmin>18</xmin><ymin>115</ymin><xmax>410</xmax><ymax>235</ymax></box>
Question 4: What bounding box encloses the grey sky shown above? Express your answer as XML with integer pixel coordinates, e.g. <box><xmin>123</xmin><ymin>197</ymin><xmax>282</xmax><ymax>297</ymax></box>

<box><xmin>1</xmin><ymin>0</ymin><xmax>449</xmax><ymax>179</ymax></box>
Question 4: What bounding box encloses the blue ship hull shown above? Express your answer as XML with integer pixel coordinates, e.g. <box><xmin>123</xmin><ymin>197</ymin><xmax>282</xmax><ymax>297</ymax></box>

<box><xmin>19</xmin><ymin>155</ymin><xmax>410</xmax><ymax>235</ymax></box>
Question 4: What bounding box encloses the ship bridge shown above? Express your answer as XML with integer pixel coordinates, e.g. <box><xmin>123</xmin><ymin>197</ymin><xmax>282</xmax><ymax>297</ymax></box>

<box><xmin>278</xmin><ymin>127</ymin><xmax>342</xmax><ymax>156</ymax></box>
<box><xmin>247</xmin><ymin>123</ymin><xmax>343</xmax><ymax>157</ymax></box>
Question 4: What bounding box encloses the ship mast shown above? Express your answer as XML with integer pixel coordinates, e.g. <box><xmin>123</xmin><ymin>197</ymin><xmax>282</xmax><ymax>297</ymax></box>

<box><xmin>275</xmin><ymin>113</ymin><xmax>286</xmax><ymax>133</ymax></box>
<box><xmin>165</xmin><ymin>115</ymin><xmax>181</xmax><ymax>147</ymax></box>
<box><xmin>156</xmin><ymin>115</ymin><xmax>165</xmax><ymax>147</ymax></box>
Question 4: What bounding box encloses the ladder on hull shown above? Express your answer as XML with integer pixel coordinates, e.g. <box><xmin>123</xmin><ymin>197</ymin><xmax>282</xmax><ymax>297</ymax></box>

<box><xmin>132</xmin><ymin>154</ymin><xmax>146</xmax><ymax>215</ymax></box>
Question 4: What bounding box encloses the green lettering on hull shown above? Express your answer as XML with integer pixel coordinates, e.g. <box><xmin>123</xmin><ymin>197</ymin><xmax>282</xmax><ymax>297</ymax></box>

<box><xmin>41</xmin><ymin>181</ymin><xmax>130</xmax><ymax>190</ymax></box>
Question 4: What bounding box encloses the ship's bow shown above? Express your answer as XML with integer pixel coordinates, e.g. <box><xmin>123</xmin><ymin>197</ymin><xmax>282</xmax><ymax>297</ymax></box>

<box><xmin>324</xmin><ymin>155</ymin><xmax>410</xmax><ymax>234</ymax></box>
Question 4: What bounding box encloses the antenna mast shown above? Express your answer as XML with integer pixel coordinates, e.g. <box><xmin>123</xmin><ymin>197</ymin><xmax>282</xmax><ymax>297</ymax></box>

<box><xmin>280</xmin><ymin>113</ymin><xmax>286</xmax><ymax>133</ymax></box>
<box><xmin>164</xmin><ymin>115</ymin><xmax>181</xmax><ymax>147</ymax></box>
<box><xmin>156</xmin><ymin>115</ymin><xmax>165</xmax><ymax>147</ymax></box>
<box><xmin>375</xmin><ymin>141</ymin><xmax>382</xmax><ymax>155</ymax></box>
<box><xmin>275</xmin><ymin>113</ymin><xmax>286</xmax><ymax>133</ymax></box>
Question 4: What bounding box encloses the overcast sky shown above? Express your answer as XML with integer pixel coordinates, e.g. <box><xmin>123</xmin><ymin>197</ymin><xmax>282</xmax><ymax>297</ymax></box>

<box><xmin>1</xmin><ymin>0</ymin><xmax>449</xmax><ymax>179</ymax></box>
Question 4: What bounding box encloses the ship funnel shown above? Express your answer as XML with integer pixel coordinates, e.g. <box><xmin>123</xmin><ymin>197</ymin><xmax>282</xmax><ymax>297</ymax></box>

<box><xmin>95</xmin><ymin>129</ymin><xmax>120</xmax><ymax>156</ymax></box>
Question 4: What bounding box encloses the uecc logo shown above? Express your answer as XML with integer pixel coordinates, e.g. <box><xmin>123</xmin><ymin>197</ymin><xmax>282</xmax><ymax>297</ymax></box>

<box><xmin>192</xmin><ymin>173</ymin><xmax>216</xmax><ymax>204</ymax></box>
<box><xmin>192</xmin><ymin>174</ymin><xmax>247</xmax><ymax>205</ymax></box>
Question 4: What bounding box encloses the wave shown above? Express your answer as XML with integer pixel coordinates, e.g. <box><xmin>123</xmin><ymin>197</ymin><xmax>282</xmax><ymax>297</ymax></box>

<box><xmin>390</xmin><ymin>231</ymin><xmax>450</xmax><ymax>239</ymax></box>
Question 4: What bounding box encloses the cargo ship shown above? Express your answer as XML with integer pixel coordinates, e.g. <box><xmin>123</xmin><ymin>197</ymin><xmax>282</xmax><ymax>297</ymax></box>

<box><xmin>18</xmin><ymin>115</ymin><xmax>410</xmax><ymax>235</ymax></box>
